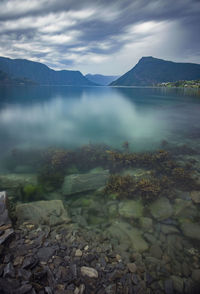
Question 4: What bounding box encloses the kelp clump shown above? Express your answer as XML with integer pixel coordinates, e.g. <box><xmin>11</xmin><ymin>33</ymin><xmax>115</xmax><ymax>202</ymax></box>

<box><xmin>104</xmin><ymin>174</ymin><xmax>161</xmax><ymax>202</ymax></box>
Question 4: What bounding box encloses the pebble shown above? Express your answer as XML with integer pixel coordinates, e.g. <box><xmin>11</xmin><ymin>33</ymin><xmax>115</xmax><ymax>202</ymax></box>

<box><xmin>127</xmin><ymin>263</ymin><xmax>137</xmax><ymax>273</ymax></box>
<box><xmin>80</xmin><ymin>266</ymin><xmax>98</xmax><ymax>278</ymax></box>
<box><xmin>75</xmin><ymin>249</ymin><xmax>82</xmax><ymax>257</ymax></box>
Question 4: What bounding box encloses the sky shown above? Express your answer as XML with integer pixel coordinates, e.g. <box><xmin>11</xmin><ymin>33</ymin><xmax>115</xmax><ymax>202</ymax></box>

<box><xmin>0</xmin><ymin>0</ymin><xmax>199</xmax><ymax>75</ymax></box>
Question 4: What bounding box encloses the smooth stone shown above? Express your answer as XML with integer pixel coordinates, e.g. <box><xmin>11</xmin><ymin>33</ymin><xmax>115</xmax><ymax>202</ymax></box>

<box><xmin>192</xmin><ymin>269</ymin><xmax>200</xmax><ymax>282</ymax></box>
<box><xmin>139</xmin><ymin>217</ymin><xmax>153</xmax><ymax>232</ymax></box>
<box><xmin>149</xmin><ymin>198</ymin><xmax>173</xmax><ymax>221</ymax></box>
<box><xmin>107</xmin><ymin>220</ymin><xmax>148</xmax><ymax>252</ymax></box>
<box><xmin>75</xmin><ymin>249</ymin><xmax>82</xmax><ymax>257</ymax></box>
<box><xmin>160</xmin><ymin>224</ymin><xmax>180</xmax><ymax>235</ymax></box>
<box><xmin>16</xmin><ymin>200</ymin><xmax>70</xmax><ymax>226</ymax></box>
<box><xmin>118</xmin><ymin>200</ymin><xmax>143</xmax><ymax>219</ymax></box>
<box><xmin>149</xmin><ymin>244</ymin><xmax>163</xmax><ymax>259</ymax></box>
<box><xmin>171</xmin><ymin>275</ymin><xmax>184</xmax><ymax>293</ymax></box>
<box><xmin>180</xmin><ymin>222</ymin><xmax>200</xmax><ymax>241</ymax></box>
<box><xmin>190</xmin><ymin>191</ymin><xmax>200</xmax><ymax>204</ymax></box>
<box><xmin>127</xmin><ymin>263</ymin><xmax>137</xmax><ymax>273</ymax></box>
<box><xmin>0</xmin><ymin>173</ymin><xmax>37</xmax><ymax>194</ymax></box>
<box><xmin>62</xmin><ymin>170</ymin><xmax>109</xmax><ymax>195</ymax></box>
<box><xmin>80</xmin><ymin>266</ymin><xmax>98</xmax><ymax>278</ymax></box>
<box><xmin>173</xmin><ymin>199</ymin><xmax>198</xmax><ymax>219</ymax></box>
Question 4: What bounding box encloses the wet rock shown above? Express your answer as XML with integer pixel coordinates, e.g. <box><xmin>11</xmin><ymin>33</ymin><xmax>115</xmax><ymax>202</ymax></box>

<box><xmin>62</xmin><ymin>170</ymin><xmax>109</xmax><ymax>195</ymax></box>
<box><xmin>75</xmin><ymin>249</ymin><xmax>82</xmax><ymax>257</ymax></box>
<box><xmin>149</xmin><ymin>198</ymin><xmax>173</xmax><ymax>221</ymax></box>
<box><xmin>80</xmin><ymin>266</ymin><xmax>98</xmax><ymax>278</ymax></box>
<box><xmin>190</xmin><ymin>191</ymin><xmax>200</xmax><ymax>204</ymax></box>
<box><xmin>180</xmin><ymin>222</ymin><xmax>200</xmax><ymax>241</ymax></box>
<box><xmin>192</xmin><ymin>269</ymin><xmax>200</xmax><ymax>282</ymax></box>
<box><xmin>164</xmin><ymin>279</ymin><xmax>174</xmax><ymax>294</ymax></box>
<box><xmin>127</xmin><ymin>263</ymin><xmax>137</xmax><ymax>273</ymax></box>
<box><xmin>149</xmin><ymin>244</ymin><xmax>163</xmax><ymax>259</ymax></box>
<box><xmin>118</xmin><ymin>200</ymin><xmax>143</xmax><ymax>219</ymax></box>
<box><xmin>37</xmin><ymin>247</ymin><xmax>55</xmax><ymax>262</ymax></box>
<box><xmin>160</xmin><ymin>224</ymin><xmax>180</xmax><ymax>235</ymax></box>
<box><xmin>139</xmin><ymin>217</ymin><xmax>153</xmax><ymax>232</ymax></box>
<box><xmin>0</xmin><ymin>191</ymin><xmax>14</xmax><ymax>245</ymax></box>
<box><xmin>107</xmin><ymin>220</ymin><xmax>148</xmax><ymax>252</ymax></box>
<box><xmin>173</xmin><ymin>199</ymin><xmax>197</xmax><ymax>219</ymax></box>
<box><xmin>171</xmin><ymin>275</ymin><xmax>184</xmax><ymax>293</ymax></box>
<box><xmin>16</xmin><ymin>284</ymin><xmax>33</xmax><ymax>294</ymax></box>
<box><xmin>16</xmin><ymin>200</ymin><xmax>70</xmax><ymax>226</ymax></box>
<box><xmin>22</xmin><ymin>256</ymin><xmax>39</xmax><ymax>269</ymax></box>
<box><xmin>3</xmin><ymin>262</ymin><xmax>15</xmax><ymax>278</ymax></box>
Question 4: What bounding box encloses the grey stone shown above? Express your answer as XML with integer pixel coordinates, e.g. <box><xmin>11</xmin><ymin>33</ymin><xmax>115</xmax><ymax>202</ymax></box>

<box><xmin>0</xmin><ymin>174</ymin><xmax>37</xmax><ymax>195</ymax></box>
<box><xmin>173</xmin><ymin>198</ymin><xmax>197</xmax><ymax>219</ymax></box>
<box><xmin>180</xmin><ymin>222</ymin><xmax>200</xmax><ymax>241</ymax></box>
<box><xmin>190</xmin><ymin>191</ymin><xmax>200</xmax><ymax>204</ymax></box>
<box><xmin>164</xmin><ymin>279</ymin><xmax>174</xmax><ymax>294</ymax></box>
<box><xmin>118</xmin><ymin>200</ymin><xmax>143</xmax><ymax>219</ymax></box>
<box><xmin>16</xmin><ymin>200</ymin><xmax>70</xmax><ymax>226</ymax></box>
<box><xmin>139</xmin><ymin>217</ymin><xmax>153</xmax><ymax>232</ymax></box>
<box><xmin>149</xmin><ymin>244</ymin><xmax>163</xmax><ymax>259</ymax></box>
<box><xmin>37</xmin><ymin>247</ymin><xmax>55</xmax><ymax>262</ymax></box>
<box><xmin>127</xmin><ymin>263</ymin><xmax>137</xmax><ymax>273</ymax></box>
<box><xmin>62</xmin><ymin>170</ymin><xmax>109</xmax><ymax>195</ymax></box>
<box><xmin>149</xmin><ymin>198</ymin><xmax>173</xmax><ymax>220</ymax></box>
<box><xmin>80</xmin><ymin>266</ymin><xmax>98</xmax><ymax>278</ymax></box>
<box><xmin>192</xmin><ymin>269</ymin><xmax>200</xmax><ymax>282</ymax></box>
<box><xmin>160</xmin><ymin>224</ymin><xmax>180</xmax><ymax>235</ymax></box>
<box><xmin>107</xmin><ymin>220</ymin><xmax>148</xmax><ymax>252</ymax></box>
<box><xmin>171</xmin><ymin>275</ymin><xmax>184</xmax><ymax>293</ymax></box>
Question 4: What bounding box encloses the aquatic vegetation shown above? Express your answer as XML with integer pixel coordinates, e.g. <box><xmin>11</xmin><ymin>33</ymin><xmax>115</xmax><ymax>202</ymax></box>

<box><xmin>104</xmin><ymin>174</ymin><xmax>135</xmax><ymax>198</ymax></box>
<box><xmin>21</xmin><ymin>184</ymin><xmax>44</xmax><ymax>202</ymax></box>
<box><xmin>136</xmin><ymin>178</ymin><xmax>161</xmax><ymax>201</ymax></box>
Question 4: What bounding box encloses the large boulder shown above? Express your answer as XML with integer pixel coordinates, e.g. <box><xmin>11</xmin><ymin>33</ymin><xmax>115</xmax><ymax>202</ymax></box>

<box><xmin>107</xmin><ymin>220</ymin><xmax>148</xmax><ymax>252</ymax></box>
<box><xmin>62</xmin><ymin>170</ymin><xmax>109</xmax><ymax>195</ymax></box>
<box><xmin>118</xmin><ymin>200</ymin><xmax>144</xmax><ymax>219</ymax></box>
<box><xmin>16</xmin><ymin>200</ymin><xmax>70</xmax><ymax>226</ymax></box>
<box><xmin>0</xmin><ymin>191</ymin><xmax>14</xmax><ymax>245</ymax></box>
<box><xmin>0</xmin><ymin>174</ymin><xmax>37</xmax><ymax>196</ymax></box>
<box><xmin>149</xmin><ymin>197</ymin><xmax>173</xmax><ymax>221</ymax></box>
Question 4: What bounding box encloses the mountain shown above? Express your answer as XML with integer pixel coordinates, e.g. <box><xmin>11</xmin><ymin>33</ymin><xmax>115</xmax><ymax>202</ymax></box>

<box><xmin>110</xmin><ymin>57</ymin><xmax>200</xmax><ymax>86</ymax></box>
<box><xmin>0</xmin><ymin>70</ymin><xmax>35</xmax><ymax>85</ymax></box>
<box><xmin>85</xmin><ymin>74</ymin><xmax>119</xmax><ymax>86</ymax></box>
<box><xmin>0</xmin><ymin>56</ymin><xmax>95</xmax><ymax>86</ymax></box>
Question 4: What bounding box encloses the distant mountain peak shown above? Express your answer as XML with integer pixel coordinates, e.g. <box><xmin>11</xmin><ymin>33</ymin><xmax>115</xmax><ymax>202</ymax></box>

<box><xmin>110</xmin><ymin>57</ymin><xmax>200</xmax><ymax>86</ymax></box>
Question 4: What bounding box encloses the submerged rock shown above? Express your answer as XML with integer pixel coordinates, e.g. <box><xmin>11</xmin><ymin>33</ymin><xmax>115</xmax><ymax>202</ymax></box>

<box><xmin>16</xmin><ymin>200</ymin><xmax>70</xmax><ymax>226</ymax></box>
<box><xmin>149</xmin><ymin>198</ymin><xmax>173</xmax><ymax>221</ymax></box>
<box><xmin>62</xmin><ymin>170</ymin><xmax>109</xmax><ymax>195</ymax></box>
<box><xmin>0</xmin><ymin>191</ymin><xmax>14</xmax><ymax>245</ymax></box>
<box><xmin>107</xmin><ymin>220</ymin><xmax>148</xmax><ymax>252</ymax></box>
<box><xmin>139</xmin><ymin>217</ymin><xmax>153</xmax><ymax>232</ymax></box>
<box><xmin>180</xmin><ymin>222</ymin><xmax>200</xmax><ymax>241</ymax></box>
<box><xmin>118</xmin><ymin>200</ymin><xmax>143</xmax><ymax>219</ymax></box>
<box><xmin>190</xmin><ymin>191</ymin><xmax>200</xmax><ymax>204</ymax></box>
<box><xmin>173</xmin><ymin>198</ymin><xmax>198</xmax><ymax>219</ymax></box>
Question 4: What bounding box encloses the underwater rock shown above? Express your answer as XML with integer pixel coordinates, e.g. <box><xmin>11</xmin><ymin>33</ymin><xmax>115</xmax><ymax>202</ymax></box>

<box><xmin>121</xmin><ymin>168</ymin><xmax>152</xmax><ymax>179</ymax></box>
<box><xmin>139</xmin><ymin>217</ymin><xmax>153</xmax><ymax>232</ymax></box>
<box><xmin>16</xmin><ymin>200</ymin><xmax>70</xmax><ymax>226</ymax></box>
<box><xmin>190</xmin><ymin>191</ymin><xmax>200</xmax><ymax>204</ymax></box>
<box><xmin>149</xmin><ymin>198</ymin><xmax>173</xmax><ymax>220</ymax></box>
<box><xmin>180</xmin><ymin>222</ymin><xmax>200</xmax><ymax>241</ymax></box>
<box><xmin>0</xmin><ymin>173</ymin><xmax>37</xmax><ymax>196</ymax></box>
<box><xmin>81</xmin><ymin>266</ymin><xmax>98</xmax><ymax>278</ymax></box>
<box><xmin>0</xmin><ymin>191</ymin><xmax>14</xmax><ymax>245</ymax></box>
<box><xmin>118</xmin><ymin>200</ymin><xmax>144</xmax><ymax>219</ymax></box>
<box><xmin>160</xmin><ymin>224</ymin><xmax>180</xmax><ymax>235</ymax></box>
<box><xmin>107</xmin><ymin>220</ymin><xmax>148</xmax><ymax>252</ymax></box>
<box><xmin>62</xmin><ymin>170</ymin><xmax>109</xmax><ymax>195</ymax></box>
<box><xmin>173</xmin><ymin>198</ymin><xmax>198</xmax><ymax>219</ymax></box>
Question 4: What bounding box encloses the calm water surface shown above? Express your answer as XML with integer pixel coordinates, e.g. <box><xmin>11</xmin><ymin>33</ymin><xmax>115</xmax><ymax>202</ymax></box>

<box><xmin>0</xmin><ymin>85</ymin><xmax>200</xmax><ymax>289</ymax></box>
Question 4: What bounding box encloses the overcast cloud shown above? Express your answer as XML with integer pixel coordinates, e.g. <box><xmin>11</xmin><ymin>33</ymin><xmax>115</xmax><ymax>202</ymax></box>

<box><xmin>0</xmin><ymin>0</ymin><xmax>199</xmax><ymax>75</ymax></box>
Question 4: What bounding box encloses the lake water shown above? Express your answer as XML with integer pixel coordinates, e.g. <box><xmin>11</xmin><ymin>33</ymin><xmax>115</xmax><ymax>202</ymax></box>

<box><xmin>0</xmin><ymin>85</ymin><xmax>200</xmax><ymax>291</ymax></box>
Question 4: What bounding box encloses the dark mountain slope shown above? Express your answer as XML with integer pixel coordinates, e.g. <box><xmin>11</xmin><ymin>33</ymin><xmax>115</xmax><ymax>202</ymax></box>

<box><xmin>85</xmin><ymin>74</ymin><xmax>119</xmax><ymax>86</ymax></box>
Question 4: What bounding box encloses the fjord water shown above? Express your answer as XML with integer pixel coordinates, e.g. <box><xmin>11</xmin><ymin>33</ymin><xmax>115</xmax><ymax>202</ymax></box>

<box><xmin>1</xmin><ymin>85</ymin><xmax>200</xmax><ymax>290</ymax></box>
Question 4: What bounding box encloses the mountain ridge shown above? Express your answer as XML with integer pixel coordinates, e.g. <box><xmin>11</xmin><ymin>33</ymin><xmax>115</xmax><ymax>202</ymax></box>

<box><xmin>110</xmin><ymin>56</ymin><xmax>200</xmax><ymax>86</ymax></box>
<box><xmin>85</xmin><ymin>74</ymin><xmax>119</xmax><ymax>86</ymax></box>
<box><xmin>0</xmin><ymin>56</ymin><xmax>95</xmax><ymax>86</ymax></box>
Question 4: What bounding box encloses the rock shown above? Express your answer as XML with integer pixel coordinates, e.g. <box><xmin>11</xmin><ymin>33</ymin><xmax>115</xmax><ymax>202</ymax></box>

<box><xmin>173</xmin><ymin>199</ymin><xmax>198</xmax><ymax>219</ymax></box>
<box><xmin>118</xmin><ymin>200</ymin><xmax>143</xmax><ymax>219</ymax></box>
<box><xmin>180</xmin><ymin>222</ymin><xmax>200</xmax><ymax>241</ymax></box>
<box><xmin>62</xmin><ymin>170</ymin><xmax>109</xmax><ymax>195</ymax></box>
<box><xmin>190</xmin><ymin>191</ymin><xmax>200</xmax><ymax>204</ymax></box>
<box><xmin>75</xmin><ymin>249</ymin><xmax>82</xmax><ymax>257</ymax></box>
<box><xmin>37</xmin><ymin>247</ymin><xmax>55</xmax><ymax>262</ymax></box>
<box><xmin>0</xmin><ymin>191</ymin><xmax>14</xmax><ymax>245</ymax></box>
<box><xmin>16</xmin><ymin>200</ymin><xmax>70</xmax><ymax>226</ymax></box>
<box><xmin>0</xmin><ymin>173</ymin><xmax>37</xmax><ymax>195</ymax></box>
<box><xmin>107</xmin><ymin>220</ymin><xmax>148</xmax><ymax>252</ymax></box>
<box><xmin>149</xmin><ymin>198</ymin><xmax>173</xmax><ymax>221</ymax></box>
<box><xmin>171</xmin><ymin>275</ymin><xmax>184</xmax><ymax>293</ymax></box>
<box><xmin>3</xmin><ymin>262</ymin><xmax>15</xmax><ymax>278</ymax></box>
<box><xmin>121</xmin><ymin>168</ymin><xmax>152</xmax><ymax>179</ymax></box>
<box><xmin>160</xmin><ymin>224</ymin><xmax>180</xmax><ymax>235</ymax></box>
<box><xmin>149</xmin><ymin>244</ymin><xmax>163</xmax><ymax>259</ymax></box>
<box><xmin>164</xmin><ymin>279</ymin><xmax>174</xmax><ymax>294</ymax></box>
<box><xmin>192</xmin><ymin>269</ymin><xmax>200</xmax><ymax>282</ymax></box>
<box><xmin>139</xmin><ymin>217</ymin><xmax>153</xmax><ymax>232</ymax></box>
<box><xmin>80</xmin><ymin>266</ymin><xmax>98</xmax><ymax>278</ymax></box>
<box><xmin>127</xmin><ymin>263</ymin><xmax>137</xmax><ymax>273</ymax></box>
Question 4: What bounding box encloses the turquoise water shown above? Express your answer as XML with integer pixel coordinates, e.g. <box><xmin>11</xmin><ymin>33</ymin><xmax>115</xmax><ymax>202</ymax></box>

<box><xmin>0</xmin><ymin>85</ymin><xmax>200</xmax><ymax>288</ymax></box>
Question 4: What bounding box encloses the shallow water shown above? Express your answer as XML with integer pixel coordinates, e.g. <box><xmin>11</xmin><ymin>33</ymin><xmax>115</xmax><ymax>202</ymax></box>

<box><xmin>0</xmin><ymin>85</ymin><xmax>200</xmax><ymax>291</ymax></box>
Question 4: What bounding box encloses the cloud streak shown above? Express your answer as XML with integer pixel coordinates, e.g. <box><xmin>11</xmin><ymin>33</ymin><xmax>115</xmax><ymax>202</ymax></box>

<box><xmin>0</xmin><ymin>0</ymin><xmax>199</xmax><ymax>74</ymax></box>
